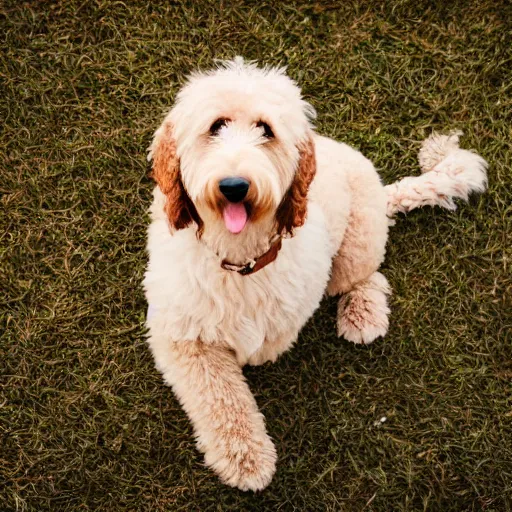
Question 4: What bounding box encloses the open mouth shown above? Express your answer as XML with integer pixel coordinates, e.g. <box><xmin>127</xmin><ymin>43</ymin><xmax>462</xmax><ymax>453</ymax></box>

<box><xmin>222</xmin><ymin>202</ymin><xmax>249</xmax><ymax>234</ymax></box>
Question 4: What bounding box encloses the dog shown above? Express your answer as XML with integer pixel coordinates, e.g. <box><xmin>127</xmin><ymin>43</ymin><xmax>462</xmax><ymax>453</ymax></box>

<box><xmin>143</xmin><ymin>57</ymin><xmax>487</xmax><ymax>491</ymax></box>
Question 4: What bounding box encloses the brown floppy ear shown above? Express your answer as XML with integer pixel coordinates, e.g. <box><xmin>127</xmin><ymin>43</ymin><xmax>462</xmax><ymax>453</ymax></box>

<box><xmin>275</xmin><ymin>135</ymin><xmax>317</xmax><ymax>236</ymax></box>
<box><xmin>150</xmin><ymin>122</ymin><xmax>202</xmax><ymax>233</ymax></box>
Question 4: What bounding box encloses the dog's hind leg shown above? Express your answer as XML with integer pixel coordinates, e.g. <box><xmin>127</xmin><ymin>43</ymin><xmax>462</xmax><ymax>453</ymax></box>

<box><xmin>327</xmin><ymin>160</ymin><xmax>391</xmax><ymax>344</ymax></box>
<box><xmin>385</xmin><ymin>131</ymin><xmax>488</xmax><ymax>219</ymax></box>
<box><xmin>328</xmin><ymin>206</ymin><xmax>391</xmax><ymax>346</ymax></box>
<box><xmin>147</xmin><ymin>336</ymin><xmax>276</xmax><ymax>491</ymax></box>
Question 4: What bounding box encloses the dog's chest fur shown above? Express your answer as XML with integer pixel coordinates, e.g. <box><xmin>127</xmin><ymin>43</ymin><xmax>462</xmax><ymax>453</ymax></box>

<box><xmin>144</xmin><ymin>202</ymin><xmax>334</xmax><ymax>364</ymax></box>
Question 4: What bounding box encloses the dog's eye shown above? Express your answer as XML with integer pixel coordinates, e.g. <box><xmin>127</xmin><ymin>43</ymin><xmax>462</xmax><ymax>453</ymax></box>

<box><xmin>209</xmin><ymin>118</ymin><xmax>229</xmax><ymax>135</ymax></box>
<box><xmin>256</xmin><ymin>121</ymin><xmax>274</xmax><ymax>138</ymax></box>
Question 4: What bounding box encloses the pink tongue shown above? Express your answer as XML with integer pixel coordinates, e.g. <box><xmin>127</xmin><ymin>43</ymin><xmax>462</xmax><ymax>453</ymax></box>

<box><xmin>223</xmin><ymin>203</ymin><xmax>248</xmax><ymax>234</ymax></box>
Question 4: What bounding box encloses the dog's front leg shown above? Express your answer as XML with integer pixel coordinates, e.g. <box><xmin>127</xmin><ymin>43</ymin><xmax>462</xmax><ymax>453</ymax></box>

<box><xmin>149</xmin><ymin>338</ymin><xmax>276</xmax><ymax>491</ymax></box>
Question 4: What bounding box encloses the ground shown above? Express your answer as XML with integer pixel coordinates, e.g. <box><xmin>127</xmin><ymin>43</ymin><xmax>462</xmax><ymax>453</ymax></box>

<box><xmin>1</xmin><ymin>1</ymin><xmax>511</xmax><ymax>510</ymax></box>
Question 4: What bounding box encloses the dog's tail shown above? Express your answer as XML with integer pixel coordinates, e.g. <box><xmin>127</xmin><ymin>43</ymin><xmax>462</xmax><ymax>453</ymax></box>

<box><xmin>385</xmin><ymin>131</ymin><xmax>488</xmax><ymax>221</ymax></box>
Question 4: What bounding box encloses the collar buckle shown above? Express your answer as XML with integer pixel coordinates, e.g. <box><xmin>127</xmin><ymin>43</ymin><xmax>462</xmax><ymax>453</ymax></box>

<box><xmin>221</xmin><ymin>234</ymin><xmax>283</xmax><ymax>276</ymax></box>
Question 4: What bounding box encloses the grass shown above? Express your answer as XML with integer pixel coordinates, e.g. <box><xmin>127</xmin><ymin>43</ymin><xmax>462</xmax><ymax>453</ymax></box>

<box><xmin>1</xmin><ymin>0</ymin><xmax>511</xmax><ymax>510</ymax></box>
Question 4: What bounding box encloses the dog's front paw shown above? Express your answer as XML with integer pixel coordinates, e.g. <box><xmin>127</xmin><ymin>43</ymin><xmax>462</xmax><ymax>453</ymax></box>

<box><xmin>337</xmin><ymin>272</ymin><xmax>391</xmax><ymax>345</ymax></box>
<box><xmin>204</xmin><ymin>433</ymin><xmax>277</xmax><ymax>491</ymax></box>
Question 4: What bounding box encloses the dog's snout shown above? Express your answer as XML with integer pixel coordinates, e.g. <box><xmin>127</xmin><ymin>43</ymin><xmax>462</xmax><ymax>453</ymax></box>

<box><xmin>219</xmin><ymin>177</ymin><xmax>250</xmax><ymax>203</ymax></box>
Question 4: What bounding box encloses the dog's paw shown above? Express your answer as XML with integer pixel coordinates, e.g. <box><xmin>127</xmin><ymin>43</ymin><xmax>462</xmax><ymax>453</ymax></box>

<box><xmin>337</xmin><ymin>273</ymin><xmax>391</xmax><ymax>345</ymax></box>
<box><xmin>205</xmin><ymin>433</ymin><xmax>277</xmax><ymax>492</ymax></box>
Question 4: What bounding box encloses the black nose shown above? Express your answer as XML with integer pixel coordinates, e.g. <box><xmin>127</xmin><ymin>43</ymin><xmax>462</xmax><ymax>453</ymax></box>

<box><xmin>219</xmin><ymin>177</ymin><xmax>250</xmax><ymax>203</ymax></box>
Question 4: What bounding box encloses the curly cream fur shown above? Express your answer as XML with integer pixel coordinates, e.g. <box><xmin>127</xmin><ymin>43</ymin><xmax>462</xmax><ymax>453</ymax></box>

<box><xmin>385</xmin><ymin>131</ymin><xmax>488</xmax><ymax>218</ymax></box>
<box><xmin>143</xmin><ymin>58</ymin><xmax>488</xmax><ymax>491</ymax></box>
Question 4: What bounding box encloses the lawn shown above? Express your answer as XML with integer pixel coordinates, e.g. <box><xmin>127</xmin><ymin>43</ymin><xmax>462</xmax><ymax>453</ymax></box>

<box><xmin>1</xmin><ymin>1</ymin><xmax>511</xmax><ymax>510</ymax></box>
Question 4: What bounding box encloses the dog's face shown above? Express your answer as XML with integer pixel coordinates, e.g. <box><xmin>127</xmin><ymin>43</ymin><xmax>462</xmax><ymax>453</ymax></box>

<box><xmin>149</xmin><ymin>58</ymin><xmax>317</xmax><ymax>261</ymax></box>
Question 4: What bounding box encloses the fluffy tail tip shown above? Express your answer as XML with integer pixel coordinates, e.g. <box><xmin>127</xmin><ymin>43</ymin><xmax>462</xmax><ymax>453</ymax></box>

<box><xmin>386</xmin><ymin>131</ymin><xmax>488</xmax><ymax>223</ymax></box>
<box><xmin>418</xmin><ymin>130</ymin><xmax>464</xmax><ymax>173</ymax></box>
<box><xmin>419</xmin><ymin>130</ymin><xmax>488</xmax><ymax>194</ymax></box>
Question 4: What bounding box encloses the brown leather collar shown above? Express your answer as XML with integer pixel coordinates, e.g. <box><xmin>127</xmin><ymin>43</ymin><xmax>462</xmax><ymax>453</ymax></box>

<box><xmin>221</xmin><ymin>235</ymin><xmax>283</xmax><ymax>276</ymax></box>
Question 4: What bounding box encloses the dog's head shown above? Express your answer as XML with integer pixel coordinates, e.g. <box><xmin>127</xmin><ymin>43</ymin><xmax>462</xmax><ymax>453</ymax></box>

<box><xmin>149</xmin><ymin>57</ymin><xmax>316</xmax><ymax>261</ymax></box>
